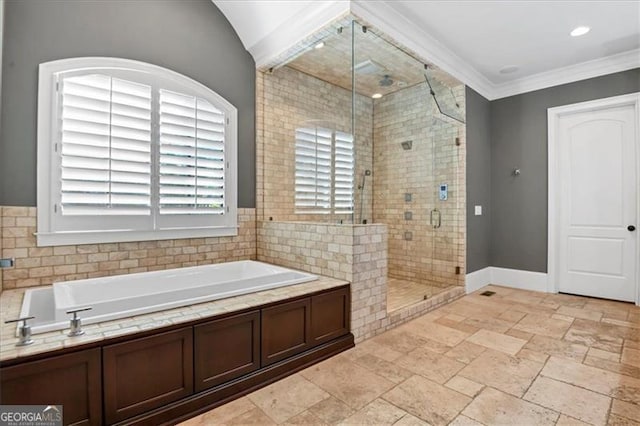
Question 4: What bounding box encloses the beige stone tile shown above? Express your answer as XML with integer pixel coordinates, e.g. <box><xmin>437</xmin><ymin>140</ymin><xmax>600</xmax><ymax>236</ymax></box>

<box><xmin>564</xmin><ymin>327</ymin><xmax>624</xmax><ymax>353</ymax></box>
<box><xmin>541</xmin><ymin>356</ymin><xmax>640</xmax><ymax>403</ymax></box>
<box><xmin>516</xmin><ymin>348</ymin><xmax>550</xmax><ymax>364</ymax></box>
<box><xmin>465</xmin><ymin>329</ymin><xmax>527</xmax><ymax>355</ymax></box>
<box><xmin>622</xmin><ymin>347</ymin><xmax>640</xmax><ymax>368</ymax></box>
<box><xmin>608</xmin><ymin>414</ymin><xmax>640</xmax><ymax>425</ymax></box>
<box><xmin>523</xmin><ymin>334</ymin><xmax>588</xmax><ymax>361</ymax></box>
<box><xmin>462</xmin><ymin>316</ymin><xmax>514</xmax><ymax>333</ymax></box>
<box><xmin>282</xmin><ymin>410</ymin><xmax>326</xmax><ymax>425</ymax></box>
<box><xmin>557</xmin><ymin>305</ymin><xmax>602</xmax><ymax>321</ymax></box>
<box><xmin>445</xmin><ymin>375</ymin><xmax>484</xmax><ymax>398</ymax></box>
<box><xmin>505</xmin><ymin>328</ymin><xmax>535</xmax><ymax>341</ymax></box>
<box><xmin>393</xmin><ymin>413</ymin><xmax>430</xmax><ymax>425</ymax></box>
<box><xmin>555</xmin><ymin>414</ymin><xmax>591</xmax><ymax>426</ymax></box>
<box><xmin>448</xmin><ymin>415</ymin><xmax>484</xmax><ymax>426</ymax></box>
<box><xmin>339</xmin><ymin>398</ymin><xmax>407</xmax><ymax>425</ymax></box>
<box><xmin>513</xmin><ymin>313</ymin><xmax>573</xmax><ymax>339</ymax></box>
<box><xmin>445</xmin><ymin>341</ymin><xmax>487</xmax><ymax>364</ymax></box>
<box><xmin>458</xmin><ymin>350</ymin><xmax>543</xmax><ymax>397</ymax></box>
<box><xmin>342</xmin><ymin>339</ymin><xmax>404</xmax><ymax>363</ymax></box>
<box><xmin>396</xmin><ymin>346</ymin><xmax>465</xmax><ymax>384</ymax></box>
<box><xmin>462</xmin><ymin>387</ymin><xmax>558</xmax><ymax>426</ymax></box>
<box><xmin>177</xmin><ymin>415</ymin><xmax>204</xmax><ymax>426</ymax></box>
<box><xmin>247</xmin><ymin>374</ymin><xmax>329</xmax><ymax>423</ymax></box>
<box><xmin>434</xmin><ymin>317</ymin><xmax>480</xmax><ymax>334</ymax></box>
<box><xmin>382</xmin><ymin>375</ymin><xmax>471</xmax><ymax>425</ymax></box>
<box><xmin>353</xmin><ymin>353</ymin><xmax>413</xmax><ymax>384</ymax></box>
<box><xmin>225</xmin><ymin>407</ymin><xmax>276</xmax><ymax>425</ymax></box>
<box><xmin>583</xmin><ymin>355</ymin><xmax>640</xmax><ymax>380</ymax></box>
<box><xmin>589</xmin><ymin>347</ymin><xmax>622</xmax><ymax>362</ymax></box>
<box><xmin>612</xmin><ymin>399</ymin><xmax>640</xmax><ymax>423</ymax></box>
<box><xmin>199</xmin><ymin>397</ymin><xmax>256</xmax><ymax>424</ymax></box>
<box><xmin>524</xmin><ymin>376</ymin><xmax>610</xmax><ymax>425</ymax></box>
<box><xmin>498</xmin><ymin>309</ymin><xmax>527</xmax><ymax>323</ymax></box>
<box><xmin>402</xmin><ymin>320</ymin><xmax>471</xmax><ymax>346</ymax></box>
<box><xmin>308</xmin><ymin>396</ymin><xmax>354</xmax><ymax>424</ymax></box>
<box><xmin>301</xmin><ymin>356</ymin><xmax>395</xmax><ymax>410</ymax></box>
<box><xmin>371</xmin><ymin>328</ymin><xmax>434</xmax><ymax>354</ymax></box>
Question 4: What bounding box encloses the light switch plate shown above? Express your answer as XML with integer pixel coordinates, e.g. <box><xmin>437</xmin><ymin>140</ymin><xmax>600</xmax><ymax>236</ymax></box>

<box><xmin>474</xmin><ymin>205</ymin><xmax>482</xmax><ymax>216</ymax></box>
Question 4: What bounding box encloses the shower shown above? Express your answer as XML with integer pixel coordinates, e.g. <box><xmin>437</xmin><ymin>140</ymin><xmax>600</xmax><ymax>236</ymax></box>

<box><xmin>358</xmin><ymin>169</ymin><xmax>371</xmax><ymax>224</ymax></box>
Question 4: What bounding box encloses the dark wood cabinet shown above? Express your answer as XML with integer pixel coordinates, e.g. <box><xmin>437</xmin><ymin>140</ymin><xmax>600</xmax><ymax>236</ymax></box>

<box><xmin>311</xmin><ymin>287</ymin><xmax>350</xmax><ymax>346</ymax></box>
<box><xmin>103</xmin><ymin>327</ymin><xmax>193</xmax><ymax>424</ymax></box>
<box><xmin>0</xmin><ymin>348</ymin><xmax>102</xmax><ymax>426</ymax></box>
<box><xmin>261</xmin><ymin>298</ymin><xmax>311</xmax><ymax>366</ymax></box>
<box><xmin>194</xmin><ymin>310</ymin><xmax>260</xmax><ymax>392</ymax></box>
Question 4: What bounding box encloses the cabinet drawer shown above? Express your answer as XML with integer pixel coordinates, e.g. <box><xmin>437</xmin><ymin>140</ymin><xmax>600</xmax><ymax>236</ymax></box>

<box><xmin>311</xmin><ymin>287</ymin><xmax>350</xmax><ymax>346</ymax></box>
<box><xmin>0</xmin><ymin>348</ymin><xmax>102</xmax><ymax>426</ymax></box>
<box><xmin>261</xmin><ymin>298</ymin><xmax>311</xmax><ymax>366</ymax></box>
<box><xmin>103</xmin><ymin>327</ymin><xmax>193</xmax><ymax>424</ymax></box>
<box><xmin>195</xmin><ymin>310</ymin><xmax>260</xmax><ymax>392</ymax></box>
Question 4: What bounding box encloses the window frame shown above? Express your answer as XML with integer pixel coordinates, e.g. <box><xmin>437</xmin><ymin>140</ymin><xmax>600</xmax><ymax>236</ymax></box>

<box><xmin>37</xmin><ymin>57</ymin><xmax>238</xmax><ymax>246</ymax></box>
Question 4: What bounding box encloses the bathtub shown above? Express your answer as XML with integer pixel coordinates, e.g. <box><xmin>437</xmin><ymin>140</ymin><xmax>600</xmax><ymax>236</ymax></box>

<box><xmin>19</xmin><ymin>261</ymin><xmax>318</xmax><ymax>335</ymax></box>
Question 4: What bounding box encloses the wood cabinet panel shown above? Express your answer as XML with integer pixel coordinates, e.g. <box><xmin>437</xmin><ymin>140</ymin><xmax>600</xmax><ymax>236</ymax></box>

<box><xmin>310</xmin><ymin>287</ymin><xmax>350</xmax><ymax>346</ymax></box>
<box><xmin>194</xmin><ymin>310</ymin><xmax>260</xmax><ymax>392</ymax></box>
<box><xmin>103</xmin><ymin>327</ymin><xmax>193</xmax><ymax>424</ymax></box>
<box><xmin>261</xmin><ymin>298</ymin><xmax>311</xmax><ymax>366</ymax></box>
<box><xmin>0</xmin><ymin>348</ymin><xmax>102</xmax><ymax>426</ymax></box>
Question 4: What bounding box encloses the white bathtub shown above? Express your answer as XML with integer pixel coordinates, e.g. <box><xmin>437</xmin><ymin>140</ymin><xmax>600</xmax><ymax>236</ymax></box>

<box><xmin>20</xmin><ymin>261</ymin><xmax>317</xmax><ymax>335</ymax></box>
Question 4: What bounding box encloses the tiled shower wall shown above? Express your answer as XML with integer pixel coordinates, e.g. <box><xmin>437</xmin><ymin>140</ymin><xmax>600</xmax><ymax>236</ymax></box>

<box><xmin>256</xmin><ymin>66</ymin><xmax>373</xmax><ymax>224</ymax></box>
<box><xmin>0</xmin><ymin>206</ymin><xmax>256</xmax><ymax>290</ymax></box>
<box><xmin>373</xmin><ymin>81</ymin><xmax>466</xmax><ymax>287</ymax></box>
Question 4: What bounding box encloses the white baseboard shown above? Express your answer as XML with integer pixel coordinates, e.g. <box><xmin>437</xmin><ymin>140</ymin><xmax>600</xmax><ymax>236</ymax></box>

<box><xmin>465</xmin><ymin>267</ymin><xmax>492</xmax><ymax>293</ymax></box>
<box><xmin>465</xmin><ymin>266</ymin><xmax>549</xmax><ymax>294</ymax></box>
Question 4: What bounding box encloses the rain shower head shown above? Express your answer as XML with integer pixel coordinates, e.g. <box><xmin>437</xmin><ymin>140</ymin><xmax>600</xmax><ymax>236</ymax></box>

<box><xmin>379</xmin><ymin>75</ymin><xmax>394</xmax><ymax>87</ymax></box>
<box><xmin>401</xmin><ymin>140</ymin><xmax>413</xmax><ymax>150</ymax></box>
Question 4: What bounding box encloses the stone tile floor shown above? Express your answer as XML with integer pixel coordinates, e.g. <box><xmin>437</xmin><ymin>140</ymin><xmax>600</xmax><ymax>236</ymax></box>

<box><xmin>387</xmin><ymin>278</ymin><xmax>455</xmax><ymax>312</ymax></box>
<box><xmin>180</xmin><ymin>285</ymin><xmax>640</xmax><ymax>425</ymax></box>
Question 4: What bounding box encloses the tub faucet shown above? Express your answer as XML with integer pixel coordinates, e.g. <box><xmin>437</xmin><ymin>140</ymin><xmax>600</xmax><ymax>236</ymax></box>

<box><xmin>67</xmin><ymin>307</ymin><xmax>92</xmax><ymax>337</ymax></box>
<box><xmin>5</xmin><ymin>316</ymin><xmax>35</xmax><ymax>346</ymax></box>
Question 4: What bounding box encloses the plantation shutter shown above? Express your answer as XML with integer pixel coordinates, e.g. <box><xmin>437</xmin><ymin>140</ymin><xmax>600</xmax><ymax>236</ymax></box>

<box><xmin>59</xmin><ymin>74</ymin><xmax>152</xmax><ymax>215</ymax></box>
<box><xmin>295</xmin><ymin>127</ymin><xmax>332</xmax><ymax>213</ymax></box>
<box><xmin>333</xmin><ymin>131</ymin><xmax>354</xmax><ymax>213</ymax></box>
<box><xmin>158</xmin><ymin>89</ymin><xmax>226</xmax><ymax>215</ymax></box>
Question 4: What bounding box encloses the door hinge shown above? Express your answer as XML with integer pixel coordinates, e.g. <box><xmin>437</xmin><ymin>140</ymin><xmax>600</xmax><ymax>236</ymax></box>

<box><xmin>54</xmin><ymin>204</ymin><xmax>58</xmax><ymax>213</ymax></box>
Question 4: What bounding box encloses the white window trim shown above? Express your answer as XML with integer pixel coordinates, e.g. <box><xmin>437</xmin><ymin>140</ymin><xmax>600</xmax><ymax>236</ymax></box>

<box><xmin>37</xmin><ymin>57</ymin><xmax>238</xmax><ymax>246</ymax></box>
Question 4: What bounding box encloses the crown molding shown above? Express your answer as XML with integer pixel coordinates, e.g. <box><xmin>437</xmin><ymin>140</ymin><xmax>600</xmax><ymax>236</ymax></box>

<box><xmin>490</xmin><ymin>48</ymin><xmax>640</xmax><ymax>100</ymax></box>
<box><xmin>249</xmin><ymin>1</ymin><xmax>350</xmax><ymax>69</ymax></box>
<box><xmin>350</xmin><ymin>0</ymin><xmax>495</xmax><ymax>99</ymax></box>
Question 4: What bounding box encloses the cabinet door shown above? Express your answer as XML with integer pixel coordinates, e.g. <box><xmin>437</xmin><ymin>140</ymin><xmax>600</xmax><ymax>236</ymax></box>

<box><xmin>311</xmin><ymin>287</ymin><xmax>350</xmax><ymax>346</ymax></box>
<box><xmin>194</xmin><ymin>310</ymin><xmax>260</xmax><ymax>392</ymax></box>
<box><xmin>261</xmin><ymin>298</ymin><xmax>311</xmax><ymax>366</ymax></box>
<box><xmin>0</xmin><ymin>348</ymin><xmax>102</xmax><ymax>426</ymax></box>
<box><xmin>103</xmin><ymin>327</ymin><xmax>193</xmax><ymax>424</ymax></box>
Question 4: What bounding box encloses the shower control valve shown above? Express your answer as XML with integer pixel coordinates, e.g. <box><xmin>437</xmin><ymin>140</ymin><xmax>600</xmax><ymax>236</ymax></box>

<box><xmin>67</xmin><ymin>307</ymin><xmax>92</xmax><ymax>337</ymax></box>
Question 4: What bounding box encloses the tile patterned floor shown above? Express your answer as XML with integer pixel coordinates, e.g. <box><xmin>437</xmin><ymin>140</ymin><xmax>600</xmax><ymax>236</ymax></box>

<box><xmin>180</xmin><ymin>285</ymin><xmax>640</xmax><ymax>426</ymax></box>
<box><xmin>387</xmin><ymin>278</ymin><xmax>455</xmax><ymax>312</ymax></box>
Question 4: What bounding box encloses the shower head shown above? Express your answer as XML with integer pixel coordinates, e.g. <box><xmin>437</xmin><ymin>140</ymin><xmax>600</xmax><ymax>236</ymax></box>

<box><xmin>401</xmin><ymin>140</ymin><xmax>413</xmax><ymax>150</ymax></box>
<box><xmin>379</xmin><ymin>75</ymin><xmax>394</xmax><ymax>87</ymax></box>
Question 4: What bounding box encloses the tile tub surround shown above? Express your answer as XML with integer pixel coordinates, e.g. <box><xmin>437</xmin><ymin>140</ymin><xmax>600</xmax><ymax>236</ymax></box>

<box><xmin>182</xmin><ymin>284</ymin><xmax>640</xmax><ymax>426</ymax></box>
<box><xmin>0</xmin><ymin>275</ymin><xmax>348</xmax><ymax>362</ymax></box>
<box><xmin>0</xmin><ymin>206</ymin><xmax>257</xmax><ymax>290</ymax></box>
<box><xmin>257</xmin><ymin>221</ymin><xmax>464</xmax><ymax>342</ymax></box>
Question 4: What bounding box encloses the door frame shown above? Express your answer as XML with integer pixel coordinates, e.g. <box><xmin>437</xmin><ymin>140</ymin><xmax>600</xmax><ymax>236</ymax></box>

<box><xmin>547</xmin><ymin>92</ymin><xmax>640</xmax><ymax>305</ymax></box>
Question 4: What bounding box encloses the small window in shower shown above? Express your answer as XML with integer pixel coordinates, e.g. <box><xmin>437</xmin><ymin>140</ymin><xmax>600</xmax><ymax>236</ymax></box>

<box><xmin>294</xmin><ymin>127</ymin><xmax>354</xmax><ymax>214</ymax></box>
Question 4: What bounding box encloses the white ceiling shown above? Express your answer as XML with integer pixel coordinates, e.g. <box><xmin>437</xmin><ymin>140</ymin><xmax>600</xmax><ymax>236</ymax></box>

<box><xmin>213</xmin><ymin>0</ymin><xmax>640</xmax><ymax>99</ymax></box>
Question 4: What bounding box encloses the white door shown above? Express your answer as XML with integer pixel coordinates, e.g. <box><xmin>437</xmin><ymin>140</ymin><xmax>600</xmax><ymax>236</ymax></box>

<box><xmin>556</xmin><ymin>102</ymin><xmax>638</xmax><ymax>302</ymax></box>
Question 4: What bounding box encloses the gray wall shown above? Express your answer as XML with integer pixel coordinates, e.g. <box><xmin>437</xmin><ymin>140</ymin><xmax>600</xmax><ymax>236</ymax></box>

<box><xmin>0</xmin><ymin>0</ymin><xmax>256</xmax><ymax>208</ymax></box>
<box><xmin>490</xmin><ymin>68</ymin><xmax>640</xmax><ymax>272</ymax></box>
<box><xmin>465</xmin><ymin>87</ymin><xmax>492</xmax><ymax>273</ymax></box>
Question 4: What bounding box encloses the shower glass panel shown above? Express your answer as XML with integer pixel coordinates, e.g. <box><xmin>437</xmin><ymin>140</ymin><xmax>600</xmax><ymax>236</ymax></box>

<box><xmin>353</xmin><ymin>22</ymin><xmax>464</xmax><ymax>310</ymax></box>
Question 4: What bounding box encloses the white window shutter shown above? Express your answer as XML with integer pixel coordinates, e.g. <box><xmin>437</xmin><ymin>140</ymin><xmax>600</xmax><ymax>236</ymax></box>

<box><xmin>333</xmin><ymin>131</ymin><xmax>354</xmax><ymax>214</ymax></box>
<box><xmin>158</xmin><ymin>90</ymin><xmax>226</xmax><ymax>215</ymax></box>
<box><xmin>59</xmin><ymin>74</ymin><xmax>152</xmax><ymax>215</ymax></box>
<box><xmin>295</xmin><ymin>127</ymin><xmax>332</xmax><ymax>213</ymax></box>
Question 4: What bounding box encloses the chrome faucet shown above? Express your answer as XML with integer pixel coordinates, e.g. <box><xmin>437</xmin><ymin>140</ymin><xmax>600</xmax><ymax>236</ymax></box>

<box><xmin>67</xmin><ymin>307</ymin><xmax>92</xmax><ymax>337</ymax></box>
<box><xmin>5</xmin><ymin>316</ymin><xmax>35</xmax><ymax>346</ymax></box>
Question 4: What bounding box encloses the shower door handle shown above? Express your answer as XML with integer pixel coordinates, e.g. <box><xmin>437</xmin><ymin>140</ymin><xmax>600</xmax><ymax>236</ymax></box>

<box><xmin>430</xmin><ymin>209</ymin><xmax>441</xmax><ymax>229</ymax></box>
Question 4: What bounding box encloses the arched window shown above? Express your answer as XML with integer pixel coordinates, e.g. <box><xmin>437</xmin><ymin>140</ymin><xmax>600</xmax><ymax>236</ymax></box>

<box><xmin>37</xmin><ymin>58</ymin><xmax>237</xmax><ymax>246</ymax></box>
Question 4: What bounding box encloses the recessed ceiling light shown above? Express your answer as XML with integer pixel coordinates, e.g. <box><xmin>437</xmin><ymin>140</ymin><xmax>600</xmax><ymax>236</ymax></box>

<box><xmin>314</xmin><ymin>41</ymin><xmax>325</xmax><ymax>49</ymax></box>
<box><xmin>372</xmin><ymin>93</ymin><xmax>383</xmax><ymax>99</ymax></box>
<box><xmin>499</xmin><ymin>65</ymin><xmax>519</xmax><ymax>74</ymax></box>
<box><xmin>570</xmin><ymin>26</ymin><xmax>590</xmax><ymax>37</ymax></box>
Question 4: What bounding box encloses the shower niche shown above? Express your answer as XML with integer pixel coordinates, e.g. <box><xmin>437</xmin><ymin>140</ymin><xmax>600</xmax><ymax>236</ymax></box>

<box><xmin>256</xmin><ymin>17</ymin><xmax>466</xmax><ymax>314</ymax></box>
